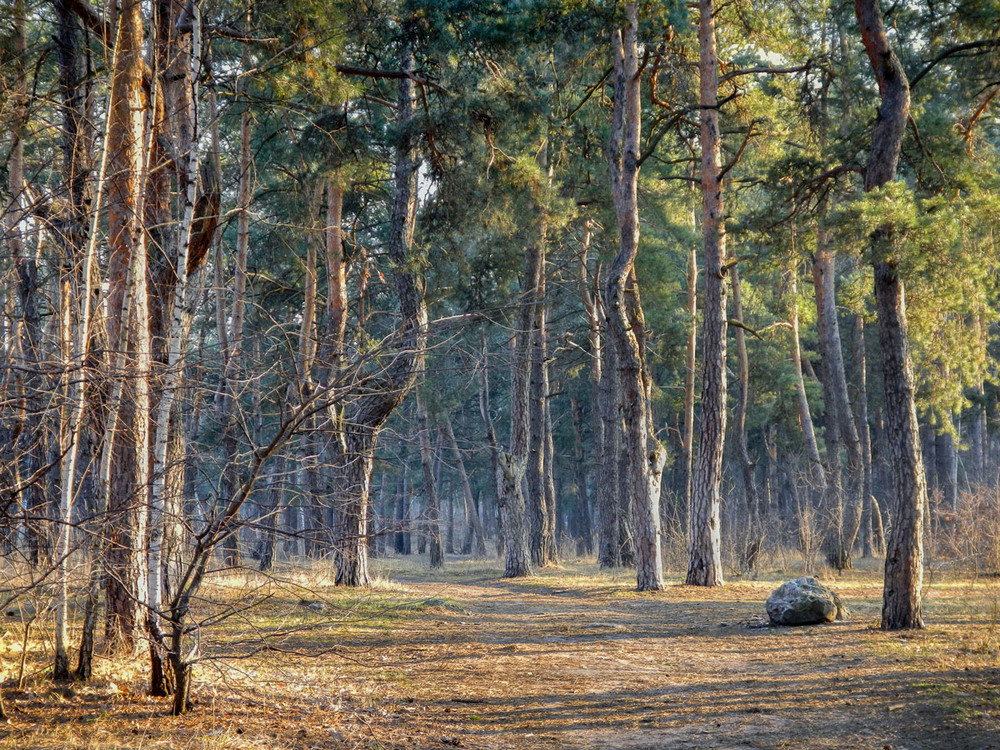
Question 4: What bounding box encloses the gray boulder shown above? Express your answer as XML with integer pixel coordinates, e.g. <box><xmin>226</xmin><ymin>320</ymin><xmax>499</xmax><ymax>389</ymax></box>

<box><xmin>766</xmin><ymin>577</ymin><xmax>849</xmax><ymax>626</ymax></box>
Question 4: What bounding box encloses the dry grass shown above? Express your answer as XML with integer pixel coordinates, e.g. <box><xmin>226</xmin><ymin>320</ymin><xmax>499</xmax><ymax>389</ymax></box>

<box><xmin>2</xmin><ymin>555</ymin><xmax>1000</xmax><ymax>749</ymax></box>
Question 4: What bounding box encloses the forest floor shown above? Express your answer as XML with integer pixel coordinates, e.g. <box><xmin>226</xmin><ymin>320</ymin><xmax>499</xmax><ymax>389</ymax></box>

<box><xmin>3</xmin><ymin>556</ymin><xmax>1000</xmax><ymax>749</ymax></box>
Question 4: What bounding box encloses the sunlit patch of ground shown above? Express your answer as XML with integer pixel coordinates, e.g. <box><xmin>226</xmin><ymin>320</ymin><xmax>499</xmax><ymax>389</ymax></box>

<box><xmin>2</xmin><ymin>556</ymin><xmax>999</xmax><ymax>748</ymax></box>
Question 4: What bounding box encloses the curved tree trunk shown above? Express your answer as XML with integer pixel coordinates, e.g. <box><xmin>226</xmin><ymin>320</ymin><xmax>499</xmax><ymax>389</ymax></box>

<box><xmin>335</xmin><ymin>38</ymin><xmax>427</xmax><ymax>584</ymax></box>
<box><xmin>855</xmin><ymin>0</ymin><xmax>925</xmax><ymax>630</ymax></box>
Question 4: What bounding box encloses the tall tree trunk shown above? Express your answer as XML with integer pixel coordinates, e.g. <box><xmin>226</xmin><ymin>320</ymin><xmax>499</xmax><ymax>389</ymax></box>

<box><xmin>336</xmin><ymin>37</ymin><xmax>427</xmax><ymax>584</ymax></box>
<box><xmin>496</xmin><ymin>231</ymin><xmax>541</xmax><ymax>577</ymax></box>
<box><xmin>5</xmin><ymin>0</ymin><xmax>47</xmax><ymax>567</ymax></box>
<box><xmin>218</xmin><ymin>81</ymin><xmax>253</xmax><ymax>569</ymax></box>
<box><xmin>146</xmin><ymin>3</ymin><xmax>204</xmax><ymax>696</ymax></box>
<box><xmin>543</xmin><ymin>357</ymin><xmax>559</xmax><ymax>560</ymax></box>
<box><xmin>102</xmin><ymin>0</ymin><xmax>152</xmax><ymax>655</ymax></box>
<box><xmin>813</xmin><ymin>229</ymin><xmax>864</xmax><ymax>570</ymax></box>
<box><xmin>596</xmin><ymin>294</ymin><xmax>623</xmax><ymax>568</ymax></box>
<box><xmin>681</xmin><ymin>237</ymin><xmax>698</xmax><ymax>533</ymax></box>
<box><xmin>730</xmin><ymin>267</ymin><xmax>762</xmax><ymax>573</ymax></box>
<box><xmin>528</xmin><ymin>254</ymin><xmax>554</xmax><ymax>566</ymax></box>
<box><xmin>577</xmin><ymin>222</ymin><xmax>601</xmax><ymax>559</ymax></box>
<box><xmin>855</xmin><ymin>0</ymin><xmax>925</xmax><ymax>630</ymax></box>
<box><xmin>854</xmin><ymin>315</ymin><xmax>884</xmax><ymax>557</ymax></box>
<box><xmin>687</xmin><ymin>0</ymin><xmax>726</xmax><ymax>587</ymax></box>
<box><xmin>607</xmin><ymin>4</ymin><xmax>664</xmax><ymax>591</ymax></box>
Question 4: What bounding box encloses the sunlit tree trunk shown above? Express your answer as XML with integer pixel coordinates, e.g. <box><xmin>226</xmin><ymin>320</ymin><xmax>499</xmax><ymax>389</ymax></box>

<box><xmin>687</xmin><ymin>0</ymin><xmax>726</xmax><ymax>587</ymax></box>
<box><xmin>527</xmin><ymin>240</ymin><xmax>554</xmax><ymax>566</ymax></box>
<box><xmin>102</xmin><ymin>0</ymin><xmax>152</xmax><ymax>655</ymax></box>
<box><xmin>606</xmin><ymin>3</ymin><xmax>664</xmax><ymax>591</ymax></box>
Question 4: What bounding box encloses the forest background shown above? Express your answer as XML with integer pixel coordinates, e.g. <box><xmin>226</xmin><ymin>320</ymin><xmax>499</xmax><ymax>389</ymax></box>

<box><xmin>2</xmin><ymin>0</ymin><xmax>1000</xmax><ymax>732</ymax></box>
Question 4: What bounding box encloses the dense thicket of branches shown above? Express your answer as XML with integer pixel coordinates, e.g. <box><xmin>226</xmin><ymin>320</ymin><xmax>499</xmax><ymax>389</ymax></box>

<box><xmin>2</xmin><ymin>0</ymin><xmax>1000</xmax><ymax>710</ymax></box>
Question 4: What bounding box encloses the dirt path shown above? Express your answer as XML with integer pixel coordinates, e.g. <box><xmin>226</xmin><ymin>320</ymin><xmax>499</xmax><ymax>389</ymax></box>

<box><xmin>4</xmin><ymin>562</ymin><xmax>1000</xmax><ymax>749</ymax></box>
<box><xmin>337</xmin><ymin>566</ymin><xmax>1000</xmax><ymax>750</ymax></box>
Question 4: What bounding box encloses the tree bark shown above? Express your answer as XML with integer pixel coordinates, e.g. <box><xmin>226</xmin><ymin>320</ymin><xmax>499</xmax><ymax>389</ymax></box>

<box><xmin>335</xmin><ymin>37</ymin><xmax>427</xmax><ymax>584</ymax></box>
<box><xmin>687</xmin><ymin>0</ymin><xmax>726</xmax><ymax>587</ymax></box>
<box><xmin>681</xmin><ymin>237</ymin><xmax>698</xmax><ymax>532</ymax></box>
<box><xmin>607</xmin><ymin>4</ymin><xmax>664</xmax><ymax>591</ymax></box>
<box><xmin>789</xmin><ymin>261</ymin><xmax>826</xmax><ymax>493</ymax></box>
<box><xmin>813</xmin><ymin>229</ymin><xmax>863</xmax><ymax>570</ymax></box>
<box><xmin>854</xmin><ymin>315</ymin><xmax>884</xmax><ymax>557</ymax></box>
<box><xmin>528</xmin><ymin>256</ymin><xmax>555</xmax><ymax>566</ymax></box>
<box><xmin>855</xmin><ymin>0</ymin><xmax>925</xmax><ymax>630</ymax></box>
<box><xmin>496</xmin><ymin>231</ymin><xmax>541</xmax><ymax>577</ymax></box>
<box><xmin>102</xmin><ymin>0</ymin><xmax>152</xmax><ymax>654</ymax></box>
<box><xmin>730</xmin><ymin>266</ymin><xmax>762</xmax><ymax>573</ymax></box>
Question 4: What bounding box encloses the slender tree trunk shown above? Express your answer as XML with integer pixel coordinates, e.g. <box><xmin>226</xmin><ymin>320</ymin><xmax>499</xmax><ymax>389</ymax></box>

<box><xmin>855</xmin><ymin>0</ymin><xmax>925</xmax><ymax>630</ymax></box>
<box><xmin>730</xmin><ymin>267</ymin><xmax>762</xmax><ymax>573</ymax></box>
<box><xmin>971</xmin><ymin>382</ymin><xmax>987</xmax><ymax>487</ymax></box>
<box><xmin>218</xmin><ymin>88</ymin><xmax>253</xmax><ymax>569</ymax></box>
<box><xmin>570</xmin><ymin>396</ymin><xmax>594</xmax><ymax>555</ymax></box>
<box><xmin>789</xmin><ymin>261</ymin><xmax>826</xmax><ymax>493</ymax></box>
<box><xmin>682</xmin><ymin>238</ymin><xmax>698</xmax><ymax>532</ymax></box>
<box><xmin>5</xmin><ymin>0</ymin><xmax>47</xmax><ymax>568</ymax></box>
<box><xmin>146</xmin><ymin>4</ymin><xmax>203</xmax><ymax>696</ymax></box>
<box><xmin>52</xmin><ymin>0</ymin><xmax>93</xmax><ymax>680</ymax></box>
<box><xmin>416</xmin><ymin>390</ymin><xmax>443</xmax><ymax>568</ymax></box>
<box><xmin>854</xmin><ymin>315</ymin><xmax>883</xmax><ymax>557</ymax></box>
<box><xmin>813</xmin><ymin>229</ymin><xmax>864</xmax><ymax>570</ymax></box>
<box><xmin>528</xmin><ymin>262</ymin><xmax>554</xmax><ymax>566</ymax></box>
<box><xmin>543</xmin><ymin>359</ymin><xmax>559</xmax><ymax>559</ymax></box>
<box><xmin>596</xmin><ymin>296</ymin><xmax>622</xmax><ymax>568</ymax></box>
<box><xmin>935</xmin><ymin>420</ymin><xmax>958</xmax><ymax>511</ymax></box>
<box><xmin>607</xmin><ymin>4</ymin><xmax>663</xmax><ymax>591</ymax></box>
<box><xmin>687</xmin><ymin>0</ymin><xmax>726</xmax><ymax>587</ymax></box>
